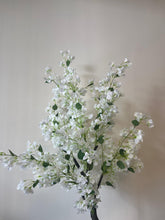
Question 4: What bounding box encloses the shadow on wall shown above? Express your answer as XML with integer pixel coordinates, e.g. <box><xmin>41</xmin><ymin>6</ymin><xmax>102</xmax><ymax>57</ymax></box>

<box><xmin>79</xmin><ymin>63</ymin><xmax>165</xmax><ymax>213</ymax></box>
<box><xmin>119</xmin><ymin>85</ymin><xmax>165</xmax><ymax>212</ymax></box>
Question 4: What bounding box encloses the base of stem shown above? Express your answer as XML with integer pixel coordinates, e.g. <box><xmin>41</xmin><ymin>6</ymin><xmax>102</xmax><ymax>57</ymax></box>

<box><xmin>90</xmin><ymin>207</ymin><xmax>99</xmax><ymax>220</ymax></box>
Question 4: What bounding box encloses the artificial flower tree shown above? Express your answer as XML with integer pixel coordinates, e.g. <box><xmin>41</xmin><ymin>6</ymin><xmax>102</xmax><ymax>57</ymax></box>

<box><xmin>0</xmin><ymin>51</ymin><xmax>154</xmax><ymax>220</ymax></box>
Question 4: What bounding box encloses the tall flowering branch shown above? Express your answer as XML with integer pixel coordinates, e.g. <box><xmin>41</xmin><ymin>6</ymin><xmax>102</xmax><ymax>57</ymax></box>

<box><xmin>0</xmin><ymin>51</ymin><xmax>154</xmax><ymax>220</ymax></box>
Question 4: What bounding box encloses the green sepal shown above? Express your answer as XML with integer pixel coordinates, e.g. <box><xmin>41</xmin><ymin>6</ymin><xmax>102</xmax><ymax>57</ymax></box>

<box><xmin>117</xmin><ymin>160</ymin><xmax>125</xmax><ymax>169</ymax></box>
<box><xmin>78</xmin><ymin>150</ymin><xmax>85</xmax><ymax>160</ymax></box>
<box><xmin>108</xmin><ymin>87</ymin><xmax>114</xmax><ymax>91</ymax></box>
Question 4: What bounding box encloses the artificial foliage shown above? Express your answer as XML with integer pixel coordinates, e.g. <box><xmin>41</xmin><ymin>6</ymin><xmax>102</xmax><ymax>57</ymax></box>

<box><xmin>0</xmin><ymin>51</ymin><xmax>154</xmax><ymax>220</ymax></box>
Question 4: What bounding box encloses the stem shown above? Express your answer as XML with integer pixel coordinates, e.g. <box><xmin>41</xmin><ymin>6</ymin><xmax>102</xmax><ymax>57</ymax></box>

<box><xmin>97</xmin><ymin>173</ymin><xmax>103</xmax><ymax>189</ymax></box>
<box><xmin>90</xmin><ymin>207</ymin><xmax>99</xmax><ymax>220</ymax></box>
<box><xmin>118</xmin><ymin>128</ymin><xmax>134</xmax><ymax>147</ymax></box>
<box><xmin>73</xmin><ymin>156</ymin><xmax>86</xmax><ymax>177</ymax></box>
<box><xmin>89</xmin><ymin>173</ymin><xmax>104</xmax><ymax>220</ymax></box>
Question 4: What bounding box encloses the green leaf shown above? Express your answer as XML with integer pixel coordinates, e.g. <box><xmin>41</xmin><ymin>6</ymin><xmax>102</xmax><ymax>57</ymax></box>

<box><xmin>128</xmin><ymin>167</ymin><xmax>135</xmax><ymax>173</ymax></box>
<box><xmin>132</xmin><ymin>120</ymin><xmax>140</xmax><ymax>127</ymax></box>
<box><xmin>65</xmin><ymin>154</ymin><xmax>70</xmax><ymax>160</ymax></box>
<box><xmin>94</xmin><ymin>124</ymin><xmax>100</xmax><ymax>130</ymax></box>
<box><xmin>101</xmin><ymin>161</ymin><xmax>109</xmax><ymax>174</ymax></box>
<box><xmin>87</xmin><ymin>81</ymin><xmax>94</xmax><ymax>87</ymax></box>
<box><xmin>106</xmin><ymin>181</ymin><xmax>113</xmax><ymax>187</ymax></box>
<box><xmin>108</xmin><ymin>87</ymin><xmax>114</xmax><ymax>91</ymax></box>
<box><xmin>119</xmin><ymin>149</ymin><xmax>126</xmax><ymax>157</ymax></box>
<box><xmin>107</xmin><ymin>102</ymin><xmax>113</xmax><ymax>106</ymax></box>
<box><xmin>89</xmin><ymin>190</ymin><xmax>95</xmax><ymax>195</ymax></box>
<box><xmin>83</xmin><ymin>133</ymin><xmax>87</xmax><ymax>142</ymax></box>
<box><xmin>67</xmin><ymin>164</ymin><xmax>70</xmax><ymax>173</ymax></box>
<box><xmin>117</xmin><ymin>160</ymin><xmax>125</xmax><ymax>169</ymax></box>
<box><xmin>75</xmin><ymin>103</ymin><xmax>82</xmax><ymax>110</ymax></box>
<box><xmin>42</xmin><ymin>161</ymin><xmax>49</xmax><ymax>167</ymax></box>
<box><xmin>107</xmin><ymin>121</ymin><xmax>112</xmax><ymax>125</ymax></box>
<box><xmin>52</xmin><ymin>104</ymin><xmax>58</xmax><ymax>111</ymax></box>
<box><xmin>33</xmin><ymin>179</ymin><xmax>39</xmax><ymax>188</ymax></box>
<box><xmin>87</xmin><ymin>162</ymin><xmax>93</xmax><ymax>172</ymax></box>
<box><xmin>38</xmin><ymin>145</ymin><xmax>43</xmax><ymax>153</ymax></box>
<box><xmin>30</xmin><ymin>155</ymin><xmax>36</xmax><ymax>160</ymax></box>
<box><xmin>66</xmin><ymin>60</ymin><xmax>70</xmax><ymax>67</ymax></box>
<box><xmin>96</xmin><ymin>113</ymin><xmax>102</xmax><ymax>118</ymax></box>
<box><xmin>0</xmin><ymin>152</ymin><xmax>5</xmax><ymax>156</ymax></box>
<box><xmin>98</xmin><ymin>135</ymin><xmax>104</xmax><ymax>144</ymax></box>
<box><xmin>77</xmin><ymin>150</ymin><xmax>85</xmax><ymax>160</ymax></box>
<box><xmin>53</xmin><ymin>120</ymin><xmax>59</xmax><ymax>125</ymax></box>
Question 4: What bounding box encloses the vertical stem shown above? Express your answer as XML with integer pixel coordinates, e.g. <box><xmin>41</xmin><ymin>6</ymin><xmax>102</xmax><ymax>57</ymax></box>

<box><xmin>90</xmin><ymin>173</ymin><xmax>103</xmax><ymax>220</ymax></box>
<box><xmin>97</xmin><ymin>173</ymin><xmax>103</xmax><ymax>189</ymax></box>
<box><xmin>90</xmin><ymin>207</ymin><xmax>99</xmax><ymax>220</ymax></box>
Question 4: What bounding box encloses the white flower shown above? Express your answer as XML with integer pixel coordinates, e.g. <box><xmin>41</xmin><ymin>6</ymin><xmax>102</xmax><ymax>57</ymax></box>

<box><xmin>120</xmin><ymin>128</ymin><xmax>129</xmax><ymax>137</ymax></box>
<box><xmin>107</xmin><ymin>91</ymin><xmax>113</xmax><ymax>101</ymax></box>
<box><xmin>88</xmin><ymin>114</ymin><xmax>93</xmax><ymax>119</ymax></box>
<box><xmin>83</xmin><ymin>152</ymin><xmax>93</xmax><ymax>164</ymax></box>
<box><xmin>135</xmin><ymin>130</ymin><xmax>143</xmax><ymax>144</ymax></box>
<box><xmin>17</xmin><ymin>180</ymin><xmax>34</xmax><ymax>194</ymax></box>
<box><xmin>147</xmin><ymin>119</ymin><xmax>154</xmax><ymax>128</ymax></box>
<box><xmin>124</xmin><ymin>58</ymin><xmax>129</xmax><ymax>63</ymax></box>
<box><xmin>45</xmin><ymin>66</ymin><xmax>52</xmax><ymax>74</ymax></box>
<box><xmin>134</xmin><ymin>112</ymin><xmax>144</xmax><ymax>121</ymax></box>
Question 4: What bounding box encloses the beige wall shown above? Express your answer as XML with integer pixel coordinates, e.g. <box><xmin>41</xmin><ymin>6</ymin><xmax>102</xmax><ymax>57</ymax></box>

<box><xmin>0</xmin><ymin>0</ymin><xmax>165</xmax><ymax>219</ymax></box>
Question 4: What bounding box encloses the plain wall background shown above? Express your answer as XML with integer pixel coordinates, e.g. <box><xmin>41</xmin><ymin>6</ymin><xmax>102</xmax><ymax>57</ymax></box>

<box><xmin>0</xmin><ymin>0</ymin><xmax>165</xmax><ymax>219</ymax></box>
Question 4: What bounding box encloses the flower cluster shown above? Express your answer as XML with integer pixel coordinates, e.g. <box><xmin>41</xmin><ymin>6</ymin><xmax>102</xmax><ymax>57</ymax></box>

<box><xmin>0</xmin><ymin>51</ymin><xmax>154</xmax><ymax>218</ymax></box>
